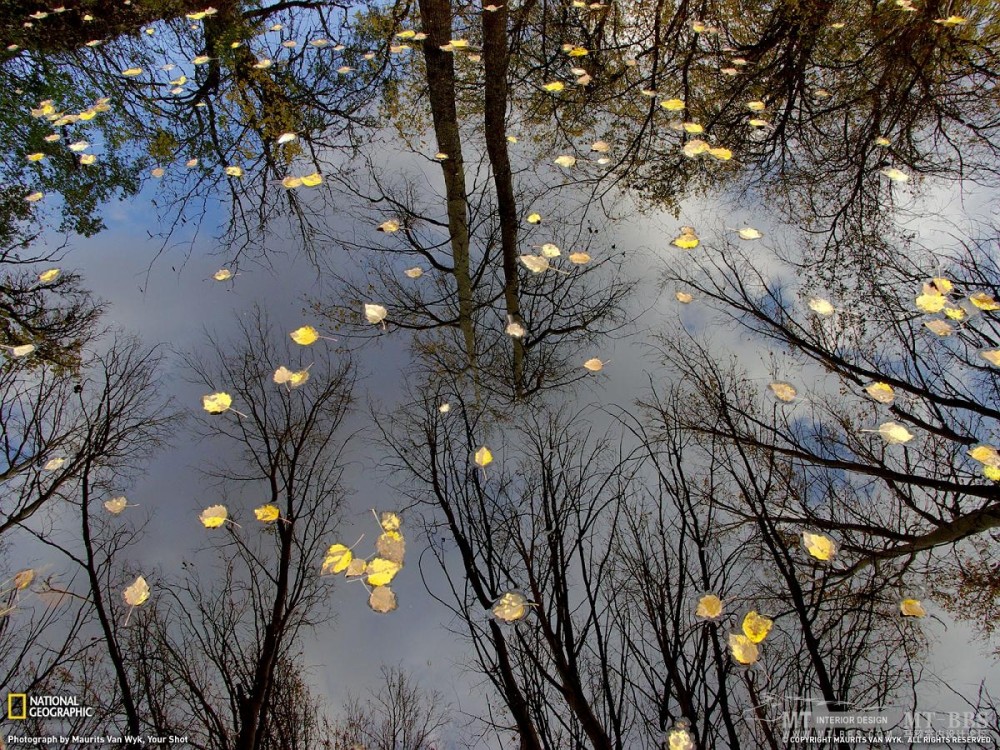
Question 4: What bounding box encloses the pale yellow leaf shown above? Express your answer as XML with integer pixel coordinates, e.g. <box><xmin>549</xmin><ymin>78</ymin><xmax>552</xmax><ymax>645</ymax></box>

<box><xmin>474</xmin><ymin>446</ymin><xmax>493</xmax><ymax>467</ymax></box>
<box><xmin>202</xmin><ymin>392</ymin><xmax>232</xmax><ymax>414</ymax></box>
<box><xmin>200</xmin><ymin>504</ymin><xmax>228</xmax><ymax>528</ymax></box>
<box><xmin>802</xmin><ymin>532</ymin><xmax>837</xmax><ymax>561</ymax></box>
<box><xmin>289</xmin><ymin>326</ymin><xmax>320</xmax><ymax>345</ymax></box>
<box><xmin>729</xmin><ymin>633</ymin><xmax>759</xmax><ymax>664</ymax></box>
<box><xmin>364</xmin><ymin>303</ymin><xmax>388</xmax><ymax>325</ymax></box>
<box><xmin>322</xmin><ymin>544</ymin><xmax>353</xmax><ymax>575</ymax></box>
<box><xmin>492</xmin><ymin>591</ymin><xmax>529</xmax><ymax>622</ymax></box>
<box><xmin>366</xmin><ymin>558</ymin><xmax>402</xmax><ymax>586</ymax></box>
<box><xmin>900</xmin><ymin>598</ymin><xmax>926</xmax><ymax>617</ymax></box>
<box><xmin>38</xmin><ymin>268</ymin><xmax>60</xmax><ymax>283</ymax></box>
<box><xmin>769</xmin><ymin>382</ymin><xmax>797</xmax><ymax>402</ymax></box>
<box><xmin>104</xmin><ymin>496</ymin><xmax>128</xmax><ymax>515</ymax></box>
<box><xmin>583</xmin><ymin>358</ymin><xmax>605</xmax><ymax>372</ymax></box>
<box><xmin>695</xmin><ymin>594</ymin><xmax>723</xmax><ymax>619</ymax></box>
<box><xmin>254</xmin><ymin>504</ymin><xmax>280</xmax><ymax>523</ymax></box>
<box><xmin>808</xmin><ymin>297</ymin><xmax>835</xmax><ymax>316</ymax></box>
<box><xmin>742</xmin><ymin>610</ymin><xmax>773</xmax><ymax>643</ymax></box>
<box><xmin>123</xmin><ymin>576</ymin><xmax>150</xmax><ymax>606</ymax></box>
<box><xmin>865</xmin><ymin>382</ymin><xmax>895</xmax><ymax>404</ymax></box>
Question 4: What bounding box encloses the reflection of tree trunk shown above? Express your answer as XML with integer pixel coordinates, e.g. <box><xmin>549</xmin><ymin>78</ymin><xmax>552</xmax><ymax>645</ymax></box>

<box><xmin>235</xmin><ymin>523</ymin><xmax>292</xmax><ymax>750</ymax></box>
<box><xmin>482</xmin><ymin>5</ymin><xmax>525</xmax><ymax>395</ymax></box>
<box><xmin>418</xmin><ymin>0</ymin><xmax>477</xmax><ymax>369</ymax></box>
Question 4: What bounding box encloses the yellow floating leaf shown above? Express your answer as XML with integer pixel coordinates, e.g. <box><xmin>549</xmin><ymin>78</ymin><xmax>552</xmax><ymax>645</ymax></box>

<box><xmin>667</xmin><ymin>725</ymin><xmax>695</xmax><ymax>750</ymax></box>
<box><xmin>583</xmin><ymin>358</ymin><xmax>605</xmax><ymax>372</ymax></box>
<box><xmin>660</xmin><ymin>98</ymin><xmax>685</xmax><ymax>111</ymax></box>
<box><xmin>707</xmin><ymin>147</ymin><xmax>733</xmax><ymax>161</ymax></box>
<box><xmin>80</xmin><ymin>154</ymin><xmax>96</xmax><ymax>165</ymax></box>
<box><xmin>539</xmin><ymin>243</ymin><xmax>560</xmax><ymax>258</ymax></box>
<box><xmin>104</xmin><ymin>496</ymin><xmax>128</xmax><ymax>515</ymax></box>
<box><xmin>802</xmin><ymin>532</ymin><xmax>837</xmax><ymax>561</ymax></box>
<box><xmin>926</xmin><ymin>277</ymin><xmax>953</xmax><ymax>294</ymax></box>
<box><xmin>213</xmin><ymin>269</ymin><xmax>232</xmax><ymax>281</ymax></box>
<box><xmin>748</xmin><ymin>118</ymin><xmax>770</xmax><ymax>128</ymax></box>
<box><xmin>38</xmin><ymin>268</ymin><xmax>60</xmax><ymax>283</ymax></box>
<box><xmin>380</xmin><ymin>512</ymin><xmax>401</xmax><ymax>532</ymax></box>
<box><xmin>742</xmin><ymin>610</ymin><xmax>773</xmax><ymax>643</ymax></box>
<box><xmin>290</xmin><ymin>326</ymin><xmax>320</xmax><ymax>345</ymax></box>
<box><xmin>924</xmin><ymin>319</ymin><xmax>953</xmax><ymax>336</ymax></box>
<box><xmin>568</xmin><ymin>252</ymin><xmax>591</xmax><ymax>264</ymax></box>
<box><xmin>199</xmin><ymin>504</ymin><xmax>228</xmax><ymax>528</ymax></box>
<box><xmin>769</xmin><ymin>382</ymin><xmax>797</xmax><ymax>402</ymax></box>
<box><xmin>520</xmin><ymin>255</ymin><xmax>550</xmax><ymax>273</ymax></box>
<box><xmin>474</xmin><ymin>446</ymin><xmax>493</xmax><ymax>467</ymax></box>
<box><xmin>875</xmin><ymin>421</ymin><xmax>914</xmax><ymax>444</ymax></box>
<box><xmin>729</xmin><ymin>633</ymin><xmax>759</xmax><ymax>664</ymax></box>
<box><xmin>590</xmin><ymin>140</ymin><xmax>610</xmax><ymax>153</ymax></box>
<box><xmin>378</xmin><ymin>219</ymin><xmax>400</xmax><ymax>233</ymax></box>
<box><xmin>875</xmin><ymin>136</ymin><xmax>891</xmax><ymax>146</ymax></box>
<box><xmin>345</xmin><ymin>558</ymin><xmax>367</xmax><ymax>577</ymax></box>
<box><xmin>300</xmin><ymin>172</ymin><xmax>322</xmax><ymax>187</ymax></box>
<box><xmin>554</xmin><ymin>155</ymin><xmax>577</xmax><ymax>167</ymax></box>
<box><xmin>366</xmin><ymin>558</ymin><xmax>402</xmax><ymax>586</ymax></box>
<box><xmin>969</xmin><ymin>444</ymin><xmax>1000</xmax><ymax>469</ymax></box>
<box><xmin>27</xmin><ymin>152</ymin><xmax>45</xmax><ymax>162</ymax></box>
<box><xmin>254</xmin><ymin>504</ymin><xmax>280</xmax><ymax>523</ymax></box>
<box><xmin>542</xmin><ymin>81</ymin><xmax>565</xmax><ymax>92</ymax></box>
<box><xmin>12</xmin><ymin>344</ymin><xmax>36</xmax><ymax>357</ymax></box>
<box><xmin>808</xmin><ymin>297</ymin><xmax>835</xmax><ymax>316</ymax></box>
<box><xmin>880</xmin><ymin>167</ymin><xmax>909</xmax><ymax>183</ymax></box>
<box><xmin>192</xmin><ymin>55</ymin><xmax>210</xmax><ymax>65</ymax></box>
<box><xmin>900</xmin><ymin>598</ymin><xmax>926</xmax><ymax>617</ymax></box>
<box><xmin>151</xmin><ymin>167</ymin><xmax>165</xmax><ymax>178</ymax></box>
<box><xmin>376</xmin><ymin>531</ymin><xmax>405</xmax><ymax>564</ymax></box>
<box><xmin>915</xmin><ymin>293</ymin><xmax>946</xmax><ymax>313</ymax></box>
<box><xmin>43</xmin><ymin>457</ymin><xmax>65</xmax><ymax>471</ymax></box>
<box><xmin>943</xmin><ymin>306</ymin><xmax>966</xmax><ymax>321</ymax></box>
<box><xmin>438</xmin><ymin>403</ymin><xmax>451</xmax><ymax>413</ymax></box>
<box><xmin>273</xmin><ymin>366</ymin><xmax>309</xmax><ymax>388</ymax></box>
<box><xmin>14</xmin><ymin>569</ymin><xmax>34</xmax><ymax>590</ymax></box>
<box><xmin>68</xmin><ymin>140</ymin><xmax>89</xmax><ymax>152</ymax></box>
<box><xmin>969</xmin><ymin>292</ymin><xmax>1000</xmax><ymax>311</ymax></box>
<box><xmin>404</xmin><ymin>267</ymin><xmax>423</xmax><ymax>278</ymax></box>
<box><xmin>369</xmin><ymin>585</ymin><xmax>398</xmax><ymax>613</ymax></box>
<box><xmin>526</xmin><ymin>213</ymin><xmax>542</xmax><ymax>224</ymax></box>
<box><xmin>282</xmin><ymin>176</ymin><xmax>303</xmax><ymax>189</ymax></box>
<box><xmin>695</xmin><ymin>594</ymin><xmax>723</xmax><ymax>619</ymax></box>
<box><xmin>934</xmin><ymin>15</ymin><xmax>967</xmax><ymax>25</ymax></box>
<box><xmin>672</xmin><ymin>229</ymin><xmax>699</xmax><ymax>249</ymax></box>
<box><xmin>202</xmin><ymin>392</ymin><xmax>232</xmax><ymax>414</ymax></box>
<box><xmin>123</xmin><ymin>576</ymin><xmax>150</xmax><ymax>606</ymax></box>
<box><xmin>682</xmin><ymin>139</ymin><xmax>709</xmax><ymax>158</ymax></box>
<box><xmin>322</xmin><ymin>544</ymin><xmax>353</xmax><ymax>574</ymax></box>
<box><xmin>122</xmin><ymin>67</ymin><xmax>143</xmax><ymax>77</ymax></box>
<box><xmin>984</xmin><ymin>465</ymin><xmax>1000</xmax><ymax>481</ymax></box>
<box><xmin>980</xmin><ymin>350</ymin><xmax>1000</xmax><ymax>367</ymax></box>
<box><xmin>746</xmin><ymin>100</ymin><xmax>766</xmax><ymax>111</ymax></box>
<box><xmin>566</xmin><ymin>45</ymin><xmax>589</xmax><ymax>57</ymax></box>
<box><xmin>186</xmin><ymin>158</ymin><xmax>199</xmax><ymax>167</ymax></box>
<box><xmin>277</xmin><ymin>132</ymin><xmax>297</xmax><ymax>144</ymax></box>
<box><xmin>492</xmin><ymin>591</ymin><xmax>530</xmax><ymax>622</ymax></box>
<box><xmin>26</xmin><ymin>191</ymin><xmax>44</xmax><ymax>202</ymax></box>
<box><xmin>737</xmin><ymin>227</ymin><xmax>762</xmax><ymax>240</ymax></box>
<box><xmin>675</xmin><ymin>291</ymin><xmax>693</xmax><ymax>304</ymax></box>
<box><xmin>225</xmin><ymin>166</ymin><xmax>244</xmax><ymax>177</ymax></box>
<box><xmin>682</xmin><ymin>122</ymin><xmax>704</xmax><ymax>134</ymax></box>
<box><xmin>865</xmin><ymin>382</ymin><xmax>895</xmax><ymax>404</ymax></box>
<box><xmin>364</xmin><ymin>303</ymin><xmax>388</xmax><ymax>325</ymax></box>
<box><xmin>253</xmin><ymin>58</ymin><xmax>273</xmax><ymax>69</ymax></box>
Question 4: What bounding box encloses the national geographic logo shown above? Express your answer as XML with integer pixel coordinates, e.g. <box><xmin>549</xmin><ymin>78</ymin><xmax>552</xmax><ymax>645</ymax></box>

<box><xmin>5</xmin><ymin>693</ymin><xmax>93</xmax><ymax>720</ymax></box>
<box><xmin>6</xmin><ymin>694</ymin><xmax>26</xmax><ymax>720</ymax></box>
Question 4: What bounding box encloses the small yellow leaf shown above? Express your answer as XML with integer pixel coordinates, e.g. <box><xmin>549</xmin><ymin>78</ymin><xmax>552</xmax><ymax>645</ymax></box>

<box><xmin>290</xmin><ymin>326</ymin><xmax>320</xmax><ymax>345</ymax></box>
<box><xmin>123</xmin><ymin>576</ymin><xmax>150</xmax><ymax>606</ymax></box>
<box><xmin>568</xmin><ymin>252</ymin><xmax>591</xmax><ymax>264</ymax></box>
<box><xmin>192</xmin><ymin>55</ymin><xmax>210</xmax><ymax>65</ymax></box>
<box><xmin>369</xmin><ymin>585</ymin><xmax>398</xmax><ymax>613</ymax></box>
<box><xmin>769</xmin><ymin>382</ymin><xmax>797</xmax><ymax>402</ymax></box>
<box><xmin>707</xmin><ymin>147</ymin><xmax>733</xmax><ymax>161</ymax></box>
<box><xmin>590</xmin><ymin>140</ymin><xmax>610</xmax><ymax>153</ymax></box>
<box><xmin>80</xmin><ymin>154</ymin><xmax>96</xmax><ymax>165</ymax></box>
<box><xmin>737</xmin><ymin>227</ymin><xmax>762</xmax><ymax>240</ymax></box>
<box><xmin>542</xmin><ymin>81</ymin><xmax>565</xmax><ymax>92</ymax></box>
<box><xmin>202</xmin><ymin>392</ymin><xmax>232</xmax><ymax>414</ymax></box>
<box><xmin>520</xmin><ymin>255</ymin><xmax>550</xmax><ymax>273</ymax></box>
<box><xmin>404</xmin><ymin>267</ymin><xmax>423</xmax><ymax>278</ymax></box>
<box><xmin>25</xmin><ymin>191</ymin><xmax>44</xmax><ymax>202</ymax></box>
<box><xmin>380</xmin><ymin>511</ymin><xmax>402</xmax><ymax>532</ymax></box>
<box><xmin>875</xmin><ymin>136</ymin><xmax>891</xmax><ymax>146</ymax></box>
<box><xmin>300</xmin><ymin>172</ymin><xmax>322</xmax><ymax>187</ymax></box>
<box><xmin>27</xmin><ymin>152</ymin><xmax>45</xmax><ymax>162</ymax></box>
<box><xmin>682</xmin><ymin>122</ymin><xmax>704</xmax><ymax>134</ymax></box>
<box><xmin>927</xmin><ymin>277</ymin><xmax>953</xmax><ymax>294</ymax></box>
<box><xmin>364</xmin><ymin>303</ymin><xmax>388</xmax><ymax>325</ymax></box>
<box><xmin>660</xmin><ymin>98</ymin><xmax>685</xmax><ymax>111</ymax></box>
<box><xmin>675</xmin><ymin>291</ymin><xmax>693</xmax><ymax>304</ymax></box>
<box><xmin>104</xmin><ymin>496</ymin><xmax>128</xmax><ymax>515</ymax></box>
<box><xmin>969</xmin><ymin>292</ymin><xmax>1000</xmax><ymax>311</ymax></box>
<box><xmin>492</xmin><ymin>591</ymin><xmax>530</xmax><ymax>622</ymax></box>
<box><xmin>539</xmin><ymin>243</ymin><xmax>560</xmax><ymax>258</ymax></box>
<box><xmin>875</xmin><ymin>421</ymin><xmax>914</xmax><ymax>444</ymax></box>
<box><xmin>554</xmin><ymin>155</ymin><xmax>577</xmax><ymax>167</ymax></box>
<box><xmin>943</xmin><ymin>305</ymin><xmax>966</xmax><ymax>321</ymax></box>
<box><xmin>122</xmin><ymin>67</ymin><xmax>143</xmax><ymax>77</ymax></box>
<box><xmin>980</xmin><ymin>350</ymin><xmax>1000</xmax><ymax>367</ymax></box>
<box><xmin>566</xmin><ymin>45</ymin><xmax>589</xmax><ymax>56</ymax></box>
<box><xmin>808</xmin><ymin>297</ymin><xmax>835</xmax><ymax>316</ymax></box>
<box><xmin>934</xmin><ymin>15</ymin><xmax>967</xmax><ymax>25</ymax></box>
<box><xmin>729</xmin><ymin>633</ymin><xmax>759</xmax><ymax>664</ymax></box>
<box><xmin>200</xmin><ymin>504</ymin><xmax>228</xmax><ymax>528</ymax></box>
<box><xmin>322</xmin><ymin>544</ymin><xmax>353</xmax><ymax>574</ymax></box>
<box><xmin>880</xmin><ymin>167</ymin><xmax>909</xmax><ymax>183</ymax></box>
<box><xmin>682</xmin><ymin>139</ymin><xmax>709</xmax><ymax>158</ymax></box>
<box><xmin>38</xmin><ymin>268</ymin><xmax>60</xmax><ymax>283</ymax></box>
<box><xmin>282</xmin><ymin>176</ymin><xmax>303</xmax><ymax>189</ymax></box>
<box><xmin>254</xmin><ymin>504</ymin><xmax>280</xmax><ymax>523</ymax></box>
<box><xmin>213</xmin><ymin>269</ymin><xmax>233</xmax><ymax>281</ymax></box>
<box><xmin>865</xmin><ymin>382</ymin><xmax>895</xmax><ymax>404</ymax></box>
<box><xmin>900</xmin><ymin>598</ymin><xmax>926</xmax><ymax>617</ymax></box>
<box><xmin>742</xmin><ymin>610</ymin><xmax>773</xmax><ymax>643</ymax></box>
<box><xmin>746</xmin><ymin>100</ymin><xmax>766</xmax><ymax>111</ymax></box>
<box><xmin>802</xmin><ymin>532</ymin><xmax>837</xmax><ymax>561</ymax></box>
<box><xmin>12</xmin><ymin>568</ymin><xmax>35</xmax><ymax>592</ymax></box>
<box><xmin>43</xmin><ymin>457</ymin><xmax>65</xmax><ymax>470</ymax></box>
<box><xmin>583</xmin><ymin>358</ymin><xmax>605</xmax><ymax>372</ymax></box>
<box><xmin>277</xmin><ymin>132</ymin><xmax>297</xmax><ymax>144</ymax></box>
<box><xmin>672</xmin><ymin>230</ymin><xmax>699</xmax><ymax>250</ymax></box>
<box><xmin>225</xmin><ymin>166</ymin><xmax>244</xmax><ymax>177</ymax></box>
<box><xmin>474</xmin><ymin>446</ymin><xmax>493</xmax><ymax>467</ymax></box>
<box><xmin>924</xmin><ymin>319</ymin><xmax>953</xmax><ymax>336</ymax></box>
<box><xmin>527</xmin><ymin>213</ymin><xmax>542</xmax><ymax>224</ymax></box>
<box><xmin>378</xmin><ymin>219</ymin><xmax>400</xmax><ymax>233</ymax></box>
<box><xmin>366</xmin><ymin>558</ymin><xmax>402</xmax><ymax>586</ymax></box>
<box><xmin>695</xmin><ymin>594</ymin><xmax>723</xmax><ymax>619</ymax></box>
<box><xmin>968</xmin><ymin>445</ymin><xmax>1000</xmax><ymax>469</ymax></box>
<box><xmin>915</xmin><ymin>293</ymin><xmax>946</xmax><ymax>313</ymax></box>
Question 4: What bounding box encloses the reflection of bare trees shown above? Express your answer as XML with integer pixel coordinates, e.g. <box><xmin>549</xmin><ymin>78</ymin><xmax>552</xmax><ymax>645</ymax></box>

<box><xmin>121</xmin><ymin>309</ymin><xmax>354</xmax><ymax>750</ymax></box>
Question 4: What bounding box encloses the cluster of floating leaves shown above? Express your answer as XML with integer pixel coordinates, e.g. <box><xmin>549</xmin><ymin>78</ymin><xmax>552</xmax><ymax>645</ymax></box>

<box><xmin>322</xmin><ymin>512</ymin><xmax>405</xmax><ymax>614</ymax></box>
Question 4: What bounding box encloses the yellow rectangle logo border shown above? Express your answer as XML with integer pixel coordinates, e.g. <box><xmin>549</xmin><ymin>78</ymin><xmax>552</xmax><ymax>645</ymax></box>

<box><xmin>7</xmin><ymin>693</ymin><xmax>27</xmax><ymax>720</ymax></box>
